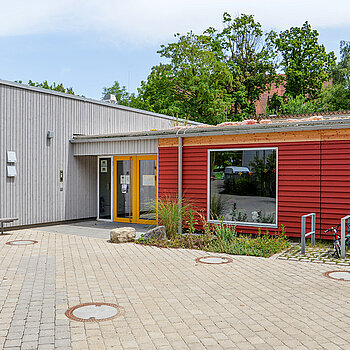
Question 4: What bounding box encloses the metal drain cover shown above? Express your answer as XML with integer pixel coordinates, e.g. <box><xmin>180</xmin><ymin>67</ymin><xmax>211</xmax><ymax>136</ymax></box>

<box><xmin>195</xmin><ymin>256</ymin><xmax>232</xmax><ymax>264</ymax></box>
<box><xmin>65</xmin><ymin>302</ymin><xmax>121</xmax><ymax>322</ymax></box>
<box><xmin>6</xmin><ymin>240</ymin><xmax>38</xmax><ymax>246</ymax></box>
<box><xmin>324</xmin><ymin>271</ymin><xmax>350</xmax><ymax>281</ymax></box>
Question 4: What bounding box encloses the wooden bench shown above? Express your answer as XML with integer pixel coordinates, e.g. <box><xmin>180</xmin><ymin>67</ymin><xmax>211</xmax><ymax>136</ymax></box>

<box><xmin>0</xmin><ymin>218</ymin><xmax>18</xmax><ymax>235</ymax></box>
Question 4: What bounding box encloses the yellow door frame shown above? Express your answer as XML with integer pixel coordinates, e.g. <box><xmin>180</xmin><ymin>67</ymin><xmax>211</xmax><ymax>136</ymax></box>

<box><xmin>113</xmin><ymin>155</ymin><xmax>157</xmax><ymax>224</ymax></box>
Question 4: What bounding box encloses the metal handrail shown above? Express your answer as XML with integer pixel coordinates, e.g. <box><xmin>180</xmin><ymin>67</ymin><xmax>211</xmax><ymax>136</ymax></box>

<box><xmin>301</xmin><ymin>213</ymin><xmax>316</xmax><ymax>255</ymax></box>
<box><xmin>340</xmin><ymin>215</ymin><xmax>350</xmax><ymax>258</ymax></box>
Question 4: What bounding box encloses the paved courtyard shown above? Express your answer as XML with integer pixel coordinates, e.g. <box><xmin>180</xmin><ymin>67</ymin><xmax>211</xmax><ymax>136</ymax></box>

<box><xmin>0</xmin><ymin>229</ymin><xmax>350</xmax><ymax>349</ymax></box>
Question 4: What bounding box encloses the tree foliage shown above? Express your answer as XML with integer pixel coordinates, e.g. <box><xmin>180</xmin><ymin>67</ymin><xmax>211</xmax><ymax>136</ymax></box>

<box><xmin>268</xmin><ymin>95</ymin><xmax>317</xmax><ymax>115</ymax></box>
<box><xmin>314</xmin><ymin>41</ymin><xmax>350</xmax><ymax>112</ymax></box>
<box><xmin>135</xmin><ymin>13</ymin><xmax>278</xmax><ymax>124</ymax></box>
<box><xmin>273</xmin><ymin>21</ymin><xmax>336</xmax><ymax>99</ymax></box>
<box><xmin>104</xmin><ymin>16</ymin><xmax>345</xmax><ymax>120</ymax></box>
<box><xmin>102</xmin><ymin>81</ymin><xmax>135</xmax><ymax>107</ymax></box>
<box><xmin>210</xmin><ymin>13</ymin><xmax>277</xmax><ymax>116</ymax></box>
<box><xmin>333</xmin><ymin>40</ymin><xmax>350</xmax><ymax>87</ymax></box>
<box><xmin>136</xmin><ymin>31</ymin><xmax>234</xmax><ymax>124</ymax></box>
<box><xmin>317</xmin><ymin>84</ymin><xmax>350</xmax><ymax>111</ymax></box>
<box><xmin>27</xmin><ymin>80</ymin><xmax>75</xmax><ymax>94</ymax></box>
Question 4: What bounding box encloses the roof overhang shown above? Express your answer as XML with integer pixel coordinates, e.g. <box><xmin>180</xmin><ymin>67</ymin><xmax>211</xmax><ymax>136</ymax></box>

<box><xmin>70</xmin><ymin>118</ymin><xmax>350</xmax><ymax>144</ymax></box>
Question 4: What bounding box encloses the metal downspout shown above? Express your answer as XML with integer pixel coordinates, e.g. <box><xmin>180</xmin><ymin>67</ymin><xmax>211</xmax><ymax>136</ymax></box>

<box><xmin>178</xmin><ymin>134</ymin><xmax>183</xmax><ymax>234</ymax></box>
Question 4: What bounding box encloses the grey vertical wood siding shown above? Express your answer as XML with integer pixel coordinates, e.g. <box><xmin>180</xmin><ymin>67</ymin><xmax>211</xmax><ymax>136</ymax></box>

<box><xmin>0</xmin><ymin>81</ymin><xmax>181</xmax><ymax>227</ymax></box>
<box><xmin>72</xmin><ymin>139</ymin><xmax>158</xmax><ymax>156</ymax></box>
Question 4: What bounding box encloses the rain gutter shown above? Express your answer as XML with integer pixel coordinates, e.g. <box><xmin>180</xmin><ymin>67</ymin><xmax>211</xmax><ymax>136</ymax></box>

<box><xmin>176</xmin><ymin>127</ymin><xmax>190</xmax><ymax>234</ymax></box>
<box><xmin>70</xmin><ymin>119</ymin><xmax>350</xmax><ymax>144</ymax></box>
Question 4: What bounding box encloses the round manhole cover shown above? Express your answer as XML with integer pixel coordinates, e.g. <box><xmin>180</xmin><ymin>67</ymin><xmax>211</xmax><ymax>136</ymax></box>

<box><xmin>324</xmin><ymin>271</ymin><xmax>350</xmax><ymax>281</ymax></box>
<box><xmin>6</xmin><ymin>240</ymin><xmax>38</xmax><ymax>246</ymax></box>
<box><xmin>65</xmin><ymin>302</ymin><xmax>121</xmax><ymax>322</ymax></box>
<box><xmin>195</xmin><ymin>256</ymin><xmax>232</xmax><ymax>264</ymax></box>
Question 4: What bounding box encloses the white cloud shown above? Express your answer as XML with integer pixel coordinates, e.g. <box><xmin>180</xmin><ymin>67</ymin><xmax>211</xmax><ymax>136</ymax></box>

<box><xmin>0</xmin><ymin>0</ymin><xmax>349</xmax><ymax>45</ymax></box>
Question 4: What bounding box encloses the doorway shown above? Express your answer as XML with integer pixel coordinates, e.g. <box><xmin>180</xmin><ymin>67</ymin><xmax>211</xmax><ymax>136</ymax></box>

<box><xmin>113</xmin><ymin>155</ymin><xmax>157</xmax><ymax>224</ymax></box>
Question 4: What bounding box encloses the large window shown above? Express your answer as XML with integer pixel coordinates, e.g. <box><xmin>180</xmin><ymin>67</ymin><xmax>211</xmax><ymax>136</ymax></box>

<box><xmin>208</xmin><ymin>148</ymin><xmax>277</xmax><ymax>227</ymax></box>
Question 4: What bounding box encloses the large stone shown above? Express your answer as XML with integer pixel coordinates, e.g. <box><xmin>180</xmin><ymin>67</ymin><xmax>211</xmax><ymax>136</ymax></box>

<box><xmin>142</xmin><ymin>226</ymin><xmax>166</xmax><ymax>240</ymax></box>
<box><xmin>110</xmin><ymin>227</ymin><xmax>136</xmax><ymax>243</ymax></box>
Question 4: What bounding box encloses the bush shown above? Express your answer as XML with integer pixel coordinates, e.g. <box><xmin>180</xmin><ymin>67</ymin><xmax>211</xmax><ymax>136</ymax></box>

<box><xmin>210</xmin><ymin>233</ymin><xmax>289</xmax><ymax>257</ymax></box>
<box><xmin>137</xmin><ymin>233</ymin><xmax>214</xmax><ymax>250</ymax></box>
<box><xmin>137</xmin><ymin>223</ymin><xmax>290</xmax><ymax>258</ymax></box>
<box><xmin>214</xmin><ymin>219</ymin><xmax>237</xmax><ymax>241</ymax></box>
<box><xmin>151</xmin><ymin>195</ymin><xmax>190</xmax><ymax>239</ymax></box>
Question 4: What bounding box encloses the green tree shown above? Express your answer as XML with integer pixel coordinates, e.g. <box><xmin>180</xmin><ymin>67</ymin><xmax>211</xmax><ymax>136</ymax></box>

<box><xmin>136</xmin><ymin>13</ymin><xmax>277</xmax><ymax>124</ymax></box>
<box><xmin>317</xmin><ymin>84</ymin><xmax>350</xmax><ymax>111</ymax></box>
<box><xmin>267</xmin><ymin>94</ymin><xmax>317</xmax><ymax>115</ymax></box>
<box><xmin>209</xmin><ymin>13</ymin><xmax>278</xmax><ymax>117</ymax></box>
<box><xmin>137</xmin><ymin>31</ymin><xmax>234</xmax><ymax>124</ymax></box>
<box><xmin>27</xmin><ymin>80</ymin><xmax>74</xmax><ymax>94</ymax></box>
<box><xmin>333</xmin><ymin>40</ymin><xmax>350</xmax><ymax>86</ymax></box>
<box><xmin>273</xmin><ymin>21</ymin><xmax>336</xmax><ymax>99</ymax></box>
<box><xmin>317</xmin><ymin>41</ymin><xmax>350</xmax><ymax>112</ymax></box>
<box><xmin>102</xmin><ymin>81</ymin><xmax>136</xmax><ymax>107</ymax></box>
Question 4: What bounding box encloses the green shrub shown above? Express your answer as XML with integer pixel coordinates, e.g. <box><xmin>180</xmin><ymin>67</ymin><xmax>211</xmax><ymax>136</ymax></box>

<box><xmin>209</xmin><ymin>230</ymin><xmax>289</xmax><ymax>257</ymax></box>
<box><xmin>137</xmin><ymin>233</ymin><xmax>214</xmax><ymax>250</ymax></box>
<box><xmin>213</xmin><ymin>219</ymin><xmax>237</xmax><ymax>242</ymax></box>
<box><xmin>151</xmin><ymin>195</ymin><xmax>190</xmax><ymax>239</ymax></box>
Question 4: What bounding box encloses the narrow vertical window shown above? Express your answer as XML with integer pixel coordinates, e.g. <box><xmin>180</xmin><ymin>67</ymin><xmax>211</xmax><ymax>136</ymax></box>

<box><xmin>99</xmin><ymin>158</ymin><xmax>112</xmax><ymax>220</ymax></box>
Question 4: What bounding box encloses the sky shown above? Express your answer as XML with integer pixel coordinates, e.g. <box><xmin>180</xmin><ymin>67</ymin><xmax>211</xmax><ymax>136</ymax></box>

<box><xmin>1</xmin><ymin>0</ymin><xmax>350</xmax><ymax>99</ymax></box>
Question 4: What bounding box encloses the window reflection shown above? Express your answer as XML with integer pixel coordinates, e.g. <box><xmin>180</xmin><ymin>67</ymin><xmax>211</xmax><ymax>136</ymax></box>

<box><xmin>209</xmin><ymin>148</ymin><xmax>277</xmax><ymax>225</ymax></box>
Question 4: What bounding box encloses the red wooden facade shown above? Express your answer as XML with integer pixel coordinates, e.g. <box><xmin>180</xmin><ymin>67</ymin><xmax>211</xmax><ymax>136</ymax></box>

<box><xmin>158</xmin><ymin>134</ymin><xmax>350</xmax><ymax>240</ymax></box>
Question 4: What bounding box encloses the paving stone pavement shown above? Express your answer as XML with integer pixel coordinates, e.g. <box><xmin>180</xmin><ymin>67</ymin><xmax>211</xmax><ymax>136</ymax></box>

<box><xmin>0</xmin><ymin>230</ymin><xmax>350</xmax><ymax>349</ymax></box>
<box><xmin>277</xmin><ymin>243</ymin><xmax>350</xmax><ymax>265</ymax></box>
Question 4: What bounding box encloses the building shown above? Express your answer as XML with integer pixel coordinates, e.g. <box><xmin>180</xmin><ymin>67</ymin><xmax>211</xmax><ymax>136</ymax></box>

<box><xmin>0</xmin><ymin>79</ymin><xmax>198</xmax><ymax>228</ymax></box>
<box><xmin>255</xmin><ymin>75</ymin><xmax>333</xmax><ymax>116</ymax></box>
<box><xmin>72</xmin><ymin>114</ymin><xmax>350</xmax><ymax>239</ymax></box>
<box><xmin>2</xmin><ymin>79</ymin><xmax>350</xmax><ymax>239</ymax></box>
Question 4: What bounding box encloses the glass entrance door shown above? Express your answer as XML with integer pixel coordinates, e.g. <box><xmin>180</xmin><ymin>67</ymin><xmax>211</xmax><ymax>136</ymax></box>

<box><xmin>114</xmin><ymin>157</ymin><xmax>133</xmax><ymax>221</ymax></box>
<box><xmin>113</xmin><ymin>155</ymin><xmax>157</xmax><ymax>224</ymax></box>
<box><xmin>138</xmin><ymin>157</ymin><xmax>157</xmax><ymax>223</ymax></box>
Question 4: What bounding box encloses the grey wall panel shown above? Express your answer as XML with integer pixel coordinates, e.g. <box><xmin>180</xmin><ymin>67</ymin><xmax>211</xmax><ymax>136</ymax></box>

<box><xmin>0</xmin><ymin>83</ymin><xmax>169</xmax><ymax>227</ymax></box>
<box><xmin>73</xmin><ymin>139</ymin><xmax>158</xmax><ymax>156</ymax></box>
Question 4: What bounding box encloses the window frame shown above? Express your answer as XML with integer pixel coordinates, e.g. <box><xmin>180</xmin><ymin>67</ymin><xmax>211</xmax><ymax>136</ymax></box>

<box><xmin>207</xmin><ymin>147</ymin><xmax>279</xmax><ymax>228</ymax></box>
<box><xmin>97</xmin><ymin>155</ymin><xmax>113</xmax><ymax>222</ymax></box>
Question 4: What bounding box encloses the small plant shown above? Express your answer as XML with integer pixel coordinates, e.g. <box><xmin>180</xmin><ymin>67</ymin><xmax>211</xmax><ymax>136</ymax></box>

<box><xmin>279</xmin><ymin>224</ymin><xmax>286</xmax><ymax>236</ymax></box>
<box><xmin>185</xmin><ymin>207</ymin><xmax>198</xmax><ymax>235</ymax></box>
<box><xmin>198</xmin><ymin>211</ymin><xmax>213</xmax><ymax>236</ymax></box>
<box><xmin>213</xmin><ymin>219</ymin><xmax>236</xmax><ymax>242</ymax></box>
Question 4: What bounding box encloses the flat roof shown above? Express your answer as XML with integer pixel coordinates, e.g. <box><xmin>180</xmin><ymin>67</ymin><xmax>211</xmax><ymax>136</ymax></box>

<box><xmin>71</xmin><ymin>116</ymin><xmax>350</xmax><ymax>143</ymax></box>
<box><xmin>0</xmin><ymin>78</ymin><xmax>201</xmax><ymax>125</ymax></box>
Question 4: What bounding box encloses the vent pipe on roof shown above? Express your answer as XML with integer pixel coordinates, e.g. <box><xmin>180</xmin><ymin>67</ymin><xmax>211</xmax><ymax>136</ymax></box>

<box><xmin>103</xmin><ymin>94</ymin><xmax>118</xmax><ymax>104</ymax></box>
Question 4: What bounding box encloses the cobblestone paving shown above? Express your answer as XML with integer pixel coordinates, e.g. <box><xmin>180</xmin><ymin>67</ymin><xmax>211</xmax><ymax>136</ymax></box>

<box><xmin>1</xmin><ymin>230</ymin><xmax>350</xmax><ymax>349</ymax></box>
<box><xmin>277</xmin><ymin>243</ymin><xmax>350</xmax><ymax>266</ymax></box>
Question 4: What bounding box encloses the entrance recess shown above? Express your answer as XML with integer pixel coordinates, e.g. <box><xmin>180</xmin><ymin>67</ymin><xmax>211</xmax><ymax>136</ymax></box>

<box><xmin>113</xmin><ymin>155</ymin><xmax>157</xmax><ymax>224</ymax></box>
